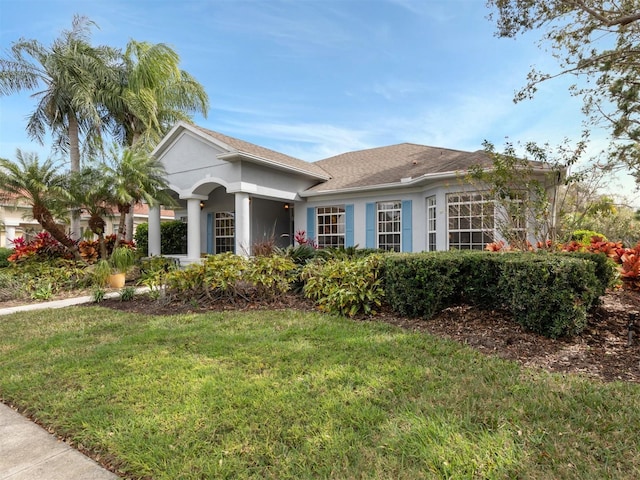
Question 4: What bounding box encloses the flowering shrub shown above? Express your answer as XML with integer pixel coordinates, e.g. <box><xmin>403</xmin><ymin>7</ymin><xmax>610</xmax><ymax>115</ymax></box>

<box><xmin>9</xmin><ymin>232</ymin><xmax>71</xmax><ymax>263</ymax></box>
<box><xmin>294</xmin><ymin>230</ymin><xmax>317</xmax><ymax>248</ymax></box>
<box><xmin>488</xmin><ymin>236</ymin><xmax>640</xmax><ymax>289</ymax></box>
<box><xmin>79</xmin><ymin>235</ymin><xmax>136</xmax><ymax>264</ymax></box>
<box><xmin>619</xmin><ymin>243</ymin><xmax>640</xmax><ymax>289</ymax></box>
<box><xmin>8</xmin><ymin>232</ymin><xmax>135</xmax><ymax>264</ymax></box>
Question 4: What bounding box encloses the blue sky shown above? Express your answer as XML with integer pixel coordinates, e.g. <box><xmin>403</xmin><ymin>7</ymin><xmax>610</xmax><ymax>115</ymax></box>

<box><xmin>0</xmin><ymin>0</ymin><xmax>636</xmax><ymax>201</ymax></box>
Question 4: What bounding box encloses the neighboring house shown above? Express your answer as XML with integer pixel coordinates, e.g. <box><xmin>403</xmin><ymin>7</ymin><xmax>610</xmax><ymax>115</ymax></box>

<box><xmin>149</xmin><ymin>121</ymin><xmax>559</xmax><ymax>261</ymax></box>
<box><xmin>0</xmin><ymin>193</ymin><xmax>174</xmax><ymax>247</ymax></box>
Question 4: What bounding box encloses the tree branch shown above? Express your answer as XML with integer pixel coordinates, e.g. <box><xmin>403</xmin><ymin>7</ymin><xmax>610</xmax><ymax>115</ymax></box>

<box><xmin>567</xmin><ymin>0</ymin><xmax>640</xmax><ymax>27</ymax></box>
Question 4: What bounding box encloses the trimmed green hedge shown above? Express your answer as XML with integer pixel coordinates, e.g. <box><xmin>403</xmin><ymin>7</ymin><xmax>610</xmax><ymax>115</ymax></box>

<box><xmin>383</xmin><ymin>251</ymin><xmax>611</xmax><ymax>338</ymax></box>
<box><xmin>0</xmin><ymin>247</ymin><xmax>12</xmax><ymax>268</ymax></box>
<box><xmin>135</xmin><ymin>221</ymin><xmax>187</xmax><ymax>256</ymax></box>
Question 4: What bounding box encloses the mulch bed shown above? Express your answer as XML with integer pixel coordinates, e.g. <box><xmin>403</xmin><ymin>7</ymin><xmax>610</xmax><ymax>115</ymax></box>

<box><xmin>94</xmin><ymin>287</ymin><xmax>640</xmax><ymax>384</ymax></box>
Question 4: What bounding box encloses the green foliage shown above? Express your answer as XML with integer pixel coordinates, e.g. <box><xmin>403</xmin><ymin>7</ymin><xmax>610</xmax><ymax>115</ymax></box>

<box><xmin>0</xmin><ymin>271</ymin><xmax>25</xmax><ymax>302</ymax></box>
<box><xmin>133</xmin><ymin>223</ymin><xmax>148</xmax><ymax>255</ymax></box>
<box><xmin>383</xmin><ymin>251</ymin><xmax>608</xmax><ymax>338</ymax></box>
<box><xmin>200</xmin><ymin>253</ymin><xmax>248</xmax><ymax>300</ymax></box>
<box><xmin>244</xmin><ymin>254</ymin><xmax>296</xmax><ymax>300</ymax></box>
<box><xmin>135</xmin><ymin>221</ymin><xmax>187</xmax><ymax>256</ymax></box>
<box><xmin>119</xmin><ymin>286</ymin><xmax>136</xmax><ymax>301</ymax></box>
<box><xmin>468</xmin><ymin>139</ymin><xmax>573</xmax><ymax>247</ymax></box>
<box><xmin>315</xmin><ymin>245</ymin><xmax>383</xmax><ymax>261</ymax></box>
<box><xmin>166</xmin><ymin>253</ymin><xmax>249</xmax><ymax>302</ymax></box>
<box><xmin>139</xmin><ymin>256</ymin><xmax>178</xmax><ymax>294</ymax></box>
<box><xmin>110</xmin><ymin>246</ymin><xmax>136</xmax><ymax>274</ymax></box>
<box><xmin>278</xmin><ymin>243</ymin><xmax>318</xmax><ymax>264</ymax></box>
<box><xmin>560</xmin><ymin>251</ymin><xmax>620</xmax><ymax>295</ymax></box>
<box><xmin>30</xmin><ymin>282</ymin><xmax>54</xmax><ymax>301</ymax></box>
<box><xmin>571</xmin><ymin>229</ymin><xmax>607</xmax><ymax>245</ymax></box>
<box><xmin>383</xmin><ymin>252</ymin><xmax>462</xmax><ymax>319</ymax></box>
<box><xmin>92</xmin><ymin>287</ymin><xmax>106</xmax><ymax>303</ymax></box>
<box><xmin>488</xmin><ymin>2</ymin><xmax>640</xmax><ymax>179</ymax></box>
<box><xmin>91</xmin><ymin>260</ymin><xmax>111</xmax><ymax>288</ymax></box>
<box><xmin>301</xmin><ymin>254</ymin><xmax>384</xmax><ymax>317</ymax></box>
<box><xmin>0</xmin><ymin>247</ymin><xmax>12</xmax><ymax>268</ymax></box>
<box><xmin>12</xmin><ymin>259</ymin><xmax>90</xmax><ymax>296</ymax></box>
<box><xmin>497</xmin><ymin>255</ymin><xmax>601</xmax><ymax>338</ymax></box>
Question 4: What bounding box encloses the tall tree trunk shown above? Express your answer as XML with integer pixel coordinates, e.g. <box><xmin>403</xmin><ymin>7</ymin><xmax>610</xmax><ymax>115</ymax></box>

<box><xmin>113</xmin><ymin>204</ymin><xmax>129</xmax><ymax>251</ymax></box>
<box><xmin>88</xmin><ymin>214</ymin><xmax>108</xmax><ymax>259</ymax></box>
<box><xmin>125</xmin><ymin>200</ymin><xmax>135</xmax><ymax>241</ymax></box>
<box><xmin>33</xmin><ymin>204</ymin><xmax>85</xmax><ymax>263</ymax></box>
<box><xmin>68</xmin><ymin>114</ymin><xmax>82</xmax><ymax>239</ymax></box>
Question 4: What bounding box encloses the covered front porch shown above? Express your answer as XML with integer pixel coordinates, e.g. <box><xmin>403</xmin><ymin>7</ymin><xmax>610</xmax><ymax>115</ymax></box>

<box><xmin>147</xmin><ymin>185</ymin><xmax>295</xmax><ymax>263</ymax></box>
<box><xmin>148</xmin><ymin>122</ymin><xmax>329</xmax><ymax>262</ymax></box>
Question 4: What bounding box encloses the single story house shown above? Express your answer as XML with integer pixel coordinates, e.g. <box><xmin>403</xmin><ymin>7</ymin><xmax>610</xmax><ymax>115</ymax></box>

<box><xmin>148</xmin><ymin>121</ymin><xmax>558</xmax><ymax>262</ymax></box>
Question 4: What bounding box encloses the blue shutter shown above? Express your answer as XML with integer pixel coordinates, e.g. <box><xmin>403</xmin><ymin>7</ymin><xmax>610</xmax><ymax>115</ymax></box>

<box><xmin>402</xmin><ymin>200</ymin><xmax>412</xmax><ymax>252</ymax></box>
<box><xmin>306</xmin><ymin>207</ymin><xmax>315</xmax><ymax>242</ymax></box>
<box><xmin>365</xmin><ymin>203</ymin><xmax>375</xmax><ymax>248</ymax></box>
<box><xmin>206</xmin><ymin>213</ymin><xmax>213</xmax><ymax>254</ymax></box>
<box><xmin>345</xmin><ymin>204</ymin><xmax>354</xmax><ymax>247</ymax></box>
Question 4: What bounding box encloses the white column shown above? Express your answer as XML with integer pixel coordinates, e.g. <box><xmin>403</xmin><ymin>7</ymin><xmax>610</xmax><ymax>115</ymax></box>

<box><xmin>4</xmin><ymin>226</ymin><xmax>15</xmax><ymax>247</ymax></box>
<box><xmin>148</xmin><ymin>205</ymin><xmax>161</xmax><ymax>256</ymax></box>
<box><xmin>235</xmin><ymin>192</ymin><xmax>251</xmax><ymax>256</ymax></box>
<box><xmin>186</xmin><ymin>198</ymin><xmax>202</xmax><ymax>262</ymax></box>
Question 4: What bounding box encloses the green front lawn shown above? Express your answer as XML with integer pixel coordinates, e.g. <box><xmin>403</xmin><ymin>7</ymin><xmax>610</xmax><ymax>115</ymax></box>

<box><xmin>1</xmin><ymin>307</ymin><xmax>639</xmax><ymax>479</ymax></box>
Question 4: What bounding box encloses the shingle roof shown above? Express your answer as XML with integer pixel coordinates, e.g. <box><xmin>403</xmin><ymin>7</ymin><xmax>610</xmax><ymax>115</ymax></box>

<box><xmin>306</xmin><ymin>143</ymin><xmax>494</xmax><ymax>193</ymax></box>
<box><xmin>195</xmin><ymin>126</ymin><xmax>330</xmax><ymax>179</ymax></box>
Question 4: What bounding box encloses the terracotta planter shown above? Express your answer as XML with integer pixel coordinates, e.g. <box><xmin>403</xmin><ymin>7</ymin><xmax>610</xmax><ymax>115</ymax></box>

<box><xmin>108</xmin><ymin>273</ymin><xmax>126</xmax><ymax>289</ymax></box>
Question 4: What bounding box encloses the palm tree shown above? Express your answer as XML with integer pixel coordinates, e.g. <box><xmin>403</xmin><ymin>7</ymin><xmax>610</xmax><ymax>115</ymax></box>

<box><xmin>0</xmin><ymin>150</ymin><xmax>84</xmax><ymax>262</ymax></box>
<box><xmin>101</xmin><ymin>145</ymin><xmax>174</xmax><ymax>250</ymax></box>
<box><xmin>68</xmin><ymin>166</ymin><xmax>115</xmax><ymax>260</ymax></box>
<box><xmin>0</xmin><ymin>15</ymin><xmax>117</xmax><ymax>237</ymax></box>
<box><xmin>109</xmin><ymin>40</ymin><xmax>209</xmax><ymax>152</ymax></box>
<box><xmin>105</xmin><ymin>40</ymin><xmax>209</xmax><ymax>240</ymax></box>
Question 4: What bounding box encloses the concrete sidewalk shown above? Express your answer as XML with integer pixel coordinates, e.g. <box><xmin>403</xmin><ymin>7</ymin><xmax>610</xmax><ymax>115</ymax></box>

<box><xmin>0</xmin><ymin>288</ymin><xmax>151</xmax><ymax>478</ymax></box>
<box><xmin>0</xmin><ymin>402</ymin><xmax>119</xmax><ymax>479</ymax></box>
<box><xmin>0</xmin><ymin>287</ymin><xmax>149</xmax><ymax>316</ymax></box>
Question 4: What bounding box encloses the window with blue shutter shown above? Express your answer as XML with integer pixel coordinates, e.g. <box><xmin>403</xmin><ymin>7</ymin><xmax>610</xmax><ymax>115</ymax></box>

<box><xmin>345</xmin><ymin>204</ymin><xmax>354</xmax><ymax>247</ymax></box>
<box><xmin>365</xmin><ymin>203</ymin><xmax>375</xmax><ymax>248</ymax></box>
<box><xmin>306</xmin><ymin>207</ymin><xmax>315</xmax><ymax>243</ymax></box>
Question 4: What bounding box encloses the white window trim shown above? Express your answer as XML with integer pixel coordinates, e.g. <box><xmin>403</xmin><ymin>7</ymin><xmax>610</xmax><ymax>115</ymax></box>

<box><xmin>316</xmin><ymin>205</ymin><xmax>345</xmax><ymax>249</ymax></box>
<box><xmin>376</xmin><ymin>201</ymin><xmax>402</xmax><ymax>252</ymax></box>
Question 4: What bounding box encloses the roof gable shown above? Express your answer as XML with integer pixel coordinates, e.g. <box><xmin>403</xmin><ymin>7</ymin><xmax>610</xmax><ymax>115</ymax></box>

<box><xmin>194</xmin><ymin>126</ymin><xmax>330</xmax><ymax>180</ymax></box>
<box><xmin>307</xmin><ymin>143</ymin><xmax>494</xmax><ymax>193</ymax></box>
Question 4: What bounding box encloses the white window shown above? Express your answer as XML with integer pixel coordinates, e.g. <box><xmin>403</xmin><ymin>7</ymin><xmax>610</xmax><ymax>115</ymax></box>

<box><xmin>447</xmin><ymin>193</ymin><xmax>494</xmax><ymax>250</ymax></box>
<box><xmin>426</xmin><ymin>196</ymin><xmax>436</xmax><ymax>251</ymax></box>
<box><xmin>215</xmin><ymin>212</ymin><xmax>235</xmax><ymax>253</ymax></box>
<box><xmin>316</xmin><ymin>206</ymin><xmax>345</xmax><ymax>249</ymax></box>
<box><xmin>377</xmin><ymin>201</ymin><xmax>402</xmax><ymax>252</ymax></box>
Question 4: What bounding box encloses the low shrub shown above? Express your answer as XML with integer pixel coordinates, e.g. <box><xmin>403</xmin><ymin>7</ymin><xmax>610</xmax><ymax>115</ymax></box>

<box><xmin>244</xmin><ymin>254</ymin><xmax>296</xmax><ymax>300</ymax></box>
<box><xmin>497</xmin><ymin>255</ymin><xmax>602</xmax><ymax>338</ymax></box>
<box><xmin>6</xmin><ymin>258</ymin><xmax>90</xmax><ymax>299</ymax></box>
<box><xmin>166</xmin><ymin>253</ymin><xmax>248</xmax><ymax>303</ymax></box>
<box><xmin>9</xmin><ymin>232</ymin><xmax>70</xmax><ymax>263</ymax></box>
<box><xmin>0</xmin><ymin>247</ymin><xmax>13</xmax><ymax>268</ymax></box>
<box><xmin>383</xmin><ymin>252</ymin><xmax>461</xmax><ymax>319</ymax></box>
<box><xmin>139</xmin><ymin>256</ymin><xmax>179</xmax><ymax>300</ymax></box>
<box><xmin>119</xmin><ymin>286</ymin><xmax>136</xmax><ymax>301</ymax></box>
<box><xmin>570</xmin><ymin>229</ymin><xmax>607</xmax><ymax>244</ymax></box>
<box><xmin>0</xmin><ymin>270</ymin><xmax>25</xmax><ymax>302</ymax></box>
<box><xmin>302</xmin><ymin>254</ymin><xmax>384</xmax><ymax>317</ymax></box>
<box><xmin>382</xmin><ymin>251</ymin><xmax>607</xmax><ymax>338</ymax></box>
